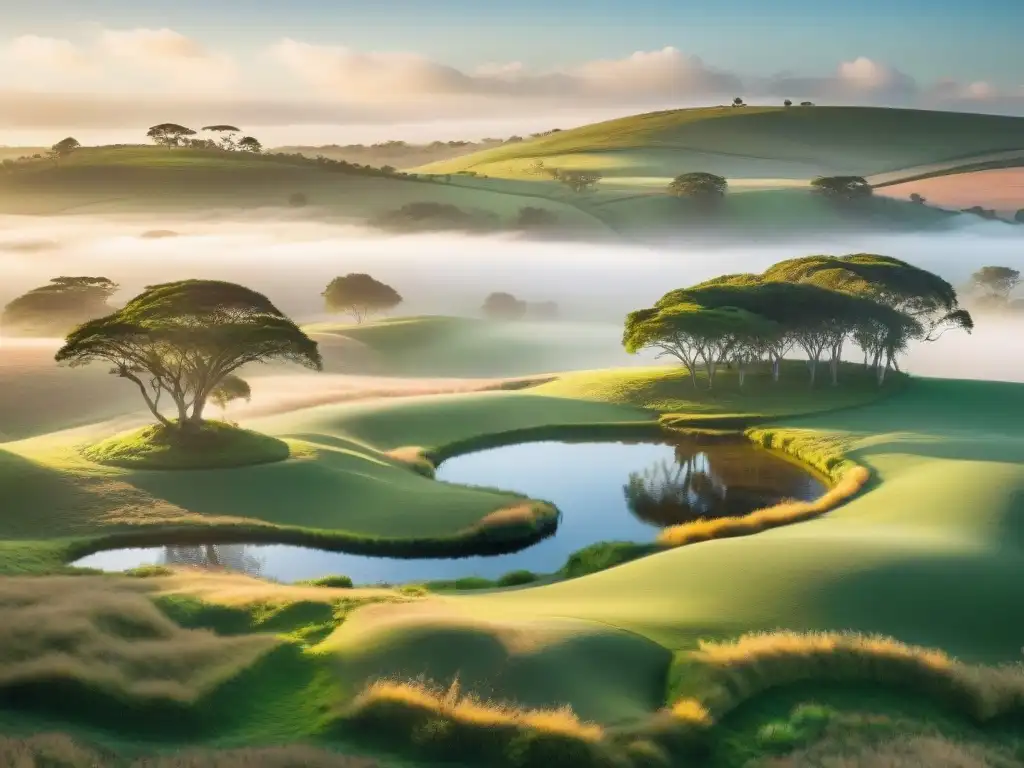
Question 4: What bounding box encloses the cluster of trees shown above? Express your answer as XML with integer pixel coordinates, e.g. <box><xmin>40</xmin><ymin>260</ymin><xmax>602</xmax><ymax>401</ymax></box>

<box><xmin>624</xmin><ymin>254</ymin><xmax>973</xmax><ymax>388</ymax></box>
<box><xmin>146</xmin><ymin>123</ymin><xmax>263</xmax><ymax>153</ymax></box>
<box><xmin>55</xmin><ymin>280</ymin><xmax>322</xmax><ymax>431</ymax></box>
<box><xmin>661</xmin><ymin>173</ymin><xmax>873</xmax><ymax>207</ymax></box>
<box><xmin>529</xmin><ymin>160</ymin><xmax>602</xmax><ymax>193</ymax></box>
<box><xmin>730</xmin><ymin>97</ymin><xmax>815</xmax><ymax>107</ymax></box>
<box><xmin>481</xmin><ymin>293</ymin><xmax>558</xmax><ymax>321</ymax></box>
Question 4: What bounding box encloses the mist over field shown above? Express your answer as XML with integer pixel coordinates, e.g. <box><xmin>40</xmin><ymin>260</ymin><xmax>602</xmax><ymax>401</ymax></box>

<box><xmin>1</xmin><ymin>211</ymin><xmax>1022</xmax><ymax>382</ymax></box>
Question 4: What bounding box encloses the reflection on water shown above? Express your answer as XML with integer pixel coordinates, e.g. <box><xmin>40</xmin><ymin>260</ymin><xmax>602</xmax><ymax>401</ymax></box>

<box><xmin>624</xmin><ymin>442</ymin><xmax>823</xmax><ymax>526</ymax></box>
<box><xmin>161</xmin><ymin>544</ymin><xmax>265</xmax><ymax>578</ymax></box>
<box><xmin>74</xmin><ymin>438</ymin><xmax>826</xmax><ymax>584</ymax></box>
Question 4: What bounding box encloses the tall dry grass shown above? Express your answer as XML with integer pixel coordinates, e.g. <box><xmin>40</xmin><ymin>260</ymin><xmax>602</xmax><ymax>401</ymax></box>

<box><xmin>341</xmin><ymin>677</ymin><xmax>621</xmax><ymax>767</ymax></box>
<box><xmin>0</xmin><ymin>734</ymin><xmax>381</xmax><ymax>767</ymax></box>
<box><xmin>0</xmin><ymin>576</ymin><xmax>279</xmax><ymax>705</ymax></box>
<box><xmin>670</xmin><ymin>631</ymin><xmax>1024</xmax><ymax>727</ymax></box>
<box><xmin>659</xmin><ymin>427</ymin><xmax>867</xmax><ymax>548</ymax></box>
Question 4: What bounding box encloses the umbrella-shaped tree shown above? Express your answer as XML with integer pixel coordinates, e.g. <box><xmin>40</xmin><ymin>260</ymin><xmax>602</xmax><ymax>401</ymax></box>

<box><xmin>322</xmin><ymin>274</ymin><xmax>403</xmax><ymax>324</ymax></box>
<box><xmin>202</xmin><ymin>124</ymin><xmax>241</xmax><ymax>150</ymax></box>
<box><xmin>56</xmin><ymin>280</ymin><xmax>322</xmax><ymax>431</ymax></box>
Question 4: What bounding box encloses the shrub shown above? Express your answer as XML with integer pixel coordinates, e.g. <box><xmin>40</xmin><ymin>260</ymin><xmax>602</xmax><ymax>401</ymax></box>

<box><xmin>558</xmin><ymin>541</ymin><xmax>656</xmax><ymax>579</ymax></box>
<box><xmin>124</xmin><ymin>565</ymin><xmax>174</xmax><ymax>578</ymax></box>
<box><xmin>496</xmin><ymin>569</ymin><xmax>537</xmax><ymax>587</ymax></box>
<box><xmin>301</xmin><ymin>574</ymin><xmax>353</xmax><ymax>588</ymax></box>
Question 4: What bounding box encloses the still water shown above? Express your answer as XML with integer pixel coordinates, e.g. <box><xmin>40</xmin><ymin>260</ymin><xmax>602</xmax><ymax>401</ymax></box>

<box><xmin>73</xmin><ymin>439</ymin><xmax>825</xmax><ymax>584</ymax></box>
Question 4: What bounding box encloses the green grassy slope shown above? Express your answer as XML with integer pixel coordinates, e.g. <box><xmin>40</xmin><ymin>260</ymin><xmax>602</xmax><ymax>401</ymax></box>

<box><xmin>424</xmin><ymin>378</ymin><xmax>1024</xmax><ymax>664</ymax></box>
<box><xmin>0</xmin><ymin>147</ymin><xmax>608</xmax><ymax>231</ymax></box>
<box><xmin>416</xmin><ymin>106</ymin><xmax>1024</xmax><ymax>180</ymax></box>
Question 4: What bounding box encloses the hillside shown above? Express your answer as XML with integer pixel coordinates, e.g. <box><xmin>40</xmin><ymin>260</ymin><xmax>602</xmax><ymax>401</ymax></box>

<box><xmin>415</xmin><ymin>106</ymin><xmax>1024</xmax><ymax>181</ymax></box>
<box><xmin>0</xmin><ymin>146</ymin><xmax>607</xmax><ymax>233</ymax></box>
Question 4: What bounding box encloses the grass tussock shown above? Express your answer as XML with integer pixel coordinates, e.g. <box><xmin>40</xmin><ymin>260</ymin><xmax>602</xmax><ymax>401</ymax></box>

<box><xmin>341</xmin><ymin>678</ymin><xmax>626</xmax><ymax>767</ymax></box>
<box><xmin>757</xmin><ymin>734</ymin><xmax>1023</xmax><ymax>767</ymax></box>
<box><xmin>0</xmin><ymin>576</ymin><xmax>280</xmax><ymax>709</ymax></box>
<box><xmin>468</xmin><ymin>501</ymin><xmax>559</xmax><ymax>543</ymax></box>
<box><xmin>384</xmin><ymin>446</ymin><xmax>436</xmax><ymax>477</ymax></box>
<box><xmin>82</xmin><ymin>421</ymin><xmax>290</xmax><ymax>470</ymax></box>
<box><xmin>659</xmin><ymin>427</ymin><xmax>867</xmax><ymax>548</ymax></box>
<box><xmin>669</xmin><ymin>631</ymin><xmax>1024</xmax><ymax>726</ymax></box>
<box><xmin>0</xmin><ymin>734</ymin><xmax>381</xmax><ymax>767</ymax></box>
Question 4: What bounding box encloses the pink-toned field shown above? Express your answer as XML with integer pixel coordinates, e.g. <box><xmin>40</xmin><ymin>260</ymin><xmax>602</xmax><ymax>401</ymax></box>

<box><xmin>877</xmin><ymin>168</ymin><xmax>1024</xmax><ymax>213</ymax></box>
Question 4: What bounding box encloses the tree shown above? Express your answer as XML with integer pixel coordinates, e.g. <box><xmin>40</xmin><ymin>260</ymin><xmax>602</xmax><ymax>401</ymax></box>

<box><xmin>146</xmin><ymin>123</ymin><xmax>196</xmax><ymax>149</ymax></box>
<box><xmin>211</xmin><ymin>374</ymin><xmax>251</xmax><ymax>422</ymax></box>
<box><xmin>909</xmin><ymin>193</ymin><xmax>926</xmax><ymax>205</ymax></box>
<box><xmin>810</xmin><ymin>176</ymin><xmax>873</xmax><ymax>200</ymax></box>
<box><xmin>623</xmin><ymin>302</ymin><xmax>764</xmax><ymax>389</ymax></box>
<box><xmin>548</xmin><ymin>168</ymin><xmax>602</xmax><ymax>192</ymax></box>
<box><xmin>49</xmin><ymin>137</ymin><xmax>80</xmax><ymax>166</ymax></box>
<box><xmin>322</xmin><ymin>274</ymin><xmax>403</xmax><ymax>323</ymax></box>
<box><xmin>1015</xmin><ymin>209</ymin><xmax>1024</xmax><ymax>224</ymax></box>
<box><xmin>800</xmin><ymin>101</ymin><xmax>815</xmax><ymax>107</ymax></box>
<box><xmin>237</xmin><ymin>136</ymin><xmax>262</xmax><ymax>153</ymax></box>
<box><xmin>202</xmin><ymin>125</ymin><xmax>241</xmax><ymax>150</ymax></box>
<box><xmin>667</xmin><ymin>172</ymin><xmax>728</xmax><ymax>203</ymax></box>
<box><xmin>55</xmin><ymin>280</ymin><xmax>322</xmax><ymax>430</ymax></box>
<box><xmin>517</xmin><ymin>206</ymin><xmax>558</xmax><ymax>228</ymax></box>
<box><xmin>783</xmin><ymin>99</ymin><xmax>793</xmax><ymax>107</ymax></box>
<box><xmin>2</xmin><ymin>276</ymin><xmax>118</xmax><ymax>336</ymax></box>
<box><xmin>732</xmin><ymin>97</ymin><xmax>745</xmax><ymax>107</ymax></box>
<box><xmin>482</xmin><ymin>292</ymin><xmax>527</xmax><ymax>320</ymax></box>
<box><xmin>970</xmin><ymin>266</ymin><xmax>1021</xmax><ymax>301</ymax></box>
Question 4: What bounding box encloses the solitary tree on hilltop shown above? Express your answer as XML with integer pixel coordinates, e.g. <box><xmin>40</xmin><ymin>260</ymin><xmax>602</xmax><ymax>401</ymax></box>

<box><xmin>202</xmin><ymin>124</ymin><xmax>241</xmax><ymax>150</ymax></box>
<box><xmin>783</xmin><ymin>99</ymin><xmax>793</xmax><ymax>107</ymax></box>
<box><xmin>909</xmin><ymin>193</ymin><xmax>926</xmax><ymax>205</ymax></box>
<box><xmin>732</xmin><ymin>97</ymin><xmax>745</xmax><ymax>107</ymax></box>
<box><xmin>801</xmin><ymin>101</ymin><xmax>815</xmax><ymax>107</ymax></box>
<box><xmin>147</xmin><ymin>123</ymin><xmax>197</xmax><ymax>149</ymax></box>
<box><xmin>55</xmin><ymin>280</ymin><xmax>322</xmax><ymax>430</ymax></box>
<box><xmin>668</xmin><ymin>172</ymin><xmax>728</xmax><ymax>204</ymax></box>
<box><xmin>48</xmin><ymin>137</ymin><xmax>80</xmax><ymax>166</ymax></box>
<box><xmin>322</xmin><ymin>274</ymin><xmax>403</xmax><ymax>323</ymax></box>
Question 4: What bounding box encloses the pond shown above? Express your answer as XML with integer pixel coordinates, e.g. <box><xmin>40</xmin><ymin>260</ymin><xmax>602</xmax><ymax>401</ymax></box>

<box><xmin>73</xmin><ymin>438</ymin><xmax>826</xmax><ymax>585</ymax></box>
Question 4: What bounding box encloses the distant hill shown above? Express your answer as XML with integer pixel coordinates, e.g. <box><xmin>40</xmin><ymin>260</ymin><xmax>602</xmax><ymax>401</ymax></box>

<box><xmin>414</xmin><ymin>106</ymin><xmax>1024</xmax><ymax>182</ymax></box>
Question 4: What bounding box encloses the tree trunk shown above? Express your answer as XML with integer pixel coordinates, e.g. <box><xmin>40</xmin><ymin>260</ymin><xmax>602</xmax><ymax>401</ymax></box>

<box><xmin>877</xmin><ymin>361</ymin><xmax>888</xmax><ymax>386</ymax></box>
<box><xmin>190</xmin><ymin>396</ymin><xmax>207</xmax><ymax>425</ymax></box>
<box><xmin>124</xmin><ymin>374</ymin><xmax>171</xmax><ymax>428</ymax></box>
<box><xmin>808</xmin><ymin>357</ymin><xmax>818</xmax><ymax>386</ymax></box>
<box><xmin>738</xmin><ymin>361</ymin><xmax>746</xmax><ymax>388</ymax></box>
<box><xmin>686</xmin><ymin>364</ymin><xmax>698</xmax><ymax>388</ymax></box>
<box><xmin>706</xmin><ymin>359</ymin><xmax>717</xmax><ymax>390</ymax></box>
<box><xmin>772</xmin><ymin>356</ymin><xmax>781</xmax><ymax>382</ymax></box>
<box><xmin>830</xmin><ymin>356</ymin><xmax>840</xmax><ymax>386</ymax></box>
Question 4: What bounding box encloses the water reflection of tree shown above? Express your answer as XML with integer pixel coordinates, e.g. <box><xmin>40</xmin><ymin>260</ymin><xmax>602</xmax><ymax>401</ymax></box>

<box><xmin>624</xmin><ymin>444</ymin><xmax>789</xmax><ymax>527</ymax></box>
<box><xmin>161</xmin><ymin>544</ymin><xmax>265</xmax><ymax>578</ymax></box>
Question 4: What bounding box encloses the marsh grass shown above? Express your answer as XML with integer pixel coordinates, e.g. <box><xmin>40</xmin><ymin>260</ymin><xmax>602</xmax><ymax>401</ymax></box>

<box><xmin>669</xmin><ymin>632</ymin><xmax>1024</xmax><ymax>728</ymax></box>
<box><xmin>341</xmin><ymin>677</ymin><xmax>620</xmax><ymax>767</ymax></box>
<box><xmin>0</xmin><ymin>734</ymin><xmax>381</xmax><ymax>767</ymax></box>
<box><xmin>659</xmin><ymin>428</ymin><xmax>867</xmax><ymax>548</ymax></box>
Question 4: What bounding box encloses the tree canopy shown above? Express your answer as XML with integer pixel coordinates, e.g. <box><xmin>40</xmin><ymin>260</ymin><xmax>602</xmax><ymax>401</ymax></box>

<box><xmin>49</xmin><ymin>137</ymin><xmax>80</xmax><ymax>165</ymax></box>
<box><xmin>667</xmin><ymin>172</ymin><xmax>728</xmax><ymax>202</ymax></box>
<box><xmin>482</xmin><ymin>292</ymin><xmax>528</xmax><ymax>320</ymax></box>
<box><xmin>970</xmin><ymin>266</ymin><xmax>1021</xmax><ymax>300</ymax></box>
<box><xmin>55</xmin><ymin>280</ymin><xmax>321</xmax><ymax>429</ymax></box>
<box><xmin>237</xmin><ymin>136</ymin><xmax>263</xmax><ymax>153</ymax></box>
<box><xmin>2</xmin><ymin>276</ymin><xmax>118</xmax><ymax>336</ymax></box>
<box><xmin>146</xmin><ymin>123</ymin><xmax>197</xmax><ymax>149</ymax></box>
<box><xmin>810</xmin><ymin>176</ymin><xmax>873</xmax><ymax>200</ymax></box>
<box><xmin>322</xmin><ymin>274</ymin><xmax>403</xmax><ymax>323</ymax></box>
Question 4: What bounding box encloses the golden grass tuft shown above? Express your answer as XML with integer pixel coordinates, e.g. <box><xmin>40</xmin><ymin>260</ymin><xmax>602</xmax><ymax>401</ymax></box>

<box><xmin>384</xmin><ymin>446</ymin><xmax>436</xmax><ymax>477</ymax></box>
<box><xmin>0</xmin><ymin>576</ymin><xmax>279</xmax><ymax>705</ymax></box>
<box><xmin>351</xmin><ymin>678</ymin><xmax>605</xmax><ymax>742</ymax></box>
<box><xmin>669</xmin><ymin>697</ymin><xmax>713</xmax><ymax>729</ymax></box>
<box><xmin>659</xmin><ymin>426</ymin><xmax>868</xmax><ymax>549</ymax></box>
<box><xmin>757</xmin><ymin>734</ymin><xmax>1021</xmax><ymax>767</ymax></box>
<box><xmin>673</xmin><ymin>631</ymin><xmax>1024</xmax><ymax>724</ymax></box>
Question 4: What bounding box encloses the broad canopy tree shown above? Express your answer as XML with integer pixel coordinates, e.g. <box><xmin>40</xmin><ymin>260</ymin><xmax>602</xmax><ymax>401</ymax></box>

<box><xmin>2</xmin><ymin>276</ymin><xmax>118</xmax><ymax>336</ymax></box>
<box><xmin>56</xmin><ymin>280</ymin><xmax>322</xmax><ymax>431</ymax></box>
<box><xmin>147</xmin><ymin>123</ymin><xmax>197</xmax><ymax>149</ymax></box>
<box><xmin>810</xmin><ymin>176</ymin><xmax>873</xmax><ymax>200</ymax></box>
<box><xmin>970</xmin><ymin>266</ymin><xmax>1021</xmax><ymax>301</ymax></box>
<box><xmin>322</xmin><ymin>274</ymin><xmax>403</xmax><ymax>323</ymax></box>
<box><xmin>667</xmin><ymin>172</ymin><xmax>728</xmax><ymax>204</ymax></box>
<box><xmin>202</xmin><ymin>125</ymin><xmax>241</xmax><ymax>150</ymax></box>
<box><xmin>49</xmin><ymin>137</ymin><xmax>81</xmax><ymax>165</ymax></box>
<box><xmin>482</xmin><ymin>292</ymin><xmax>528</xmax><ymax>320</ymax></box>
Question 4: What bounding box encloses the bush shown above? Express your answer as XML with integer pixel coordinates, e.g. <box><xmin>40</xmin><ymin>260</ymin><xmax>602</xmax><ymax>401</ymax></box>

<box><xmin>301</xmin><ymin>574</ymin><xmax>353</xmax><ymax>588</ymax></box>
<box><xmin>558</xmin><ymin>541</ymin><xmax>656</xmax><ymax>579</ymax></box>
<box><xmin>496</xmin><ymin>569</ymin><xmax>537</xmax><ymax>587</ymax></box>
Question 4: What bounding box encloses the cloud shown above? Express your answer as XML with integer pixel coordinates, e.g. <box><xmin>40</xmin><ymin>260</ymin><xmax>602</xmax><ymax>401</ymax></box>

<box><xmin>4</xmin><ymin>35</ymin><xmax>91</xmax><ymax>72</ymax></box>
<box><xmin>97</xmin><ymin>28</ymin><xmax>235</xmax><ymax>90</ymax></box>
<box><xmin>753</xmin><ymin>57</ymin><xmax>919</xmax><ymax>104</ymax></box>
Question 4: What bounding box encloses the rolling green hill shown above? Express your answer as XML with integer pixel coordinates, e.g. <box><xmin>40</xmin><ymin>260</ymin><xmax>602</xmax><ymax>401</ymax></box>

<box><xmin>415</xmin><ymin>106</ymin><xmax>1024</xmax><ymax>181</ymax></box>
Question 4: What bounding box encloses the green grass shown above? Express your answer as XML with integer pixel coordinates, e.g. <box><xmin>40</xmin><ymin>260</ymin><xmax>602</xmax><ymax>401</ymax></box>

<box><xmin>82</xmin><ymin>421</ymin><xmax>291</xmax><ymax>470</ymax></box>
<box><xmin>417</xmin><ymin>106</ymin><xmax>1024</xmax><ymax>180</ymax></box>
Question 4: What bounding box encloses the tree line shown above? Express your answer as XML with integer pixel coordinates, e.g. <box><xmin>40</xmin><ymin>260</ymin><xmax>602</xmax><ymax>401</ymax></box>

<box><xmin>623</xmin><ymin>254</ymin><xmax>974</xmax><ymax>388</ymax></box>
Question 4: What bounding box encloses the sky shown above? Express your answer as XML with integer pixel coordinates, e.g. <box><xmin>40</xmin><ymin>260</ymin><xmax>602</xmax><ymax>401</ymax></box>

<box><xmin>2</xmin><ymin>0</ymin><xmax>1023</xmax><ymax>146</ymax></box>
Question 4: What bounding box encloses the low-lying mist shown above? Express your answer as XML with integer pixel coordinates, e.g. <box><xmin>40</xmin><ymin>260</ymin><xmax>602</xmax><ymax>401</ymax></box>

<box><xmin>1</xmin><ymin>211</ymin><xmax>1022</xmax><ymax>383</ymax></box>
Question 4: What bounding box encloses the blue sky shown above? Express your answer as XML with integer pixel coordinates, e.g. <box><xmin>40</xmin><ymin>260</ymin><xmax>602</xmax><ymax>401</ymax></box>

<box><xmin>5</xmin><ymin>0</ymin><xmax>1022</xmax><ymax>86</ymax></box>
<box><xmin>1</xmin><ymin>0</ymin><xmax>1022</xmax><ymax>144</ymax></box>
